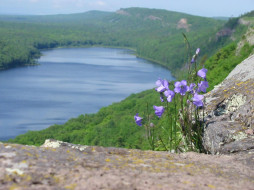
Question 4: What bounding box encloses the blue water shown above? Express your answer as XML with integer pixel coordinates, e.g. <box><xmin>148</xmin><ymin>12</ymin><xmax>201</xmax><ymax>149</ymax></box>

<box><xmin>0</xmin><ymin>47</ymin><xmax>174</xmax><ymax>140</ymax></box>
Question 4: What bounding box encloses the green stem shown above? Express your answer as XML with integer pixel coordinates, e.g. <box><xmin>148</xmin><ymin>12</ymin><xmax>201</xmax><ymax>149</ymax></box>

<box><xmin>167</xmin><ymin>101</ymin><xmax>172</xmax><ymax>151</ymax></box>
<box><xmin>145</xmin><ymin>102</ymin><xmax>153</xmax><ymax>150</ymax></box>
<box><xmin>174</xmin><ymin>97</ymin><xmax>177</xmax><ymax>152</ymax></box>
<box><xmin>159</xmin><ymin>135</ymin><xmax>168</xmax><ymax>151</ymax></box>
<box><xmin>182</xmin><ymin>33</ymin><xmax>192</xmax><ymax>81</ymax></box>
<box><xmin>152</xmin><ymin>126</ymin><xmax>155</xmax><ymax>151</ymax></box>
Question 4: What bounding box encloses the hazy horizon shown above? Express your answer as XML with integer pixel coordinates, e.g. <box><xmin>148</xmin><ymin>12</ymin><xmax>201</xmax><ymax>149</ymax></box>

<box><xmin>0</xmin><ymin>8</ymin><xmax>238</xmax><ymax>18</ymax></box>
<box><xmin>0</xmin><ymin>0</ymin><xmax>254</xmax><ymax>18</ymax></box>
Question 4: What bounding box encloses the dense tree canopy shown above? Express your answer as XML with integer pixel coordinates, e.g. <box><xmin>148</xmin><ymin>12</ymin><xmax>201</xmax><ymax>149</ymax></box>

<box><xmin>0</xmin><ymin>8</ymin><xmax>227</xmax><ymax>71</ymax></box>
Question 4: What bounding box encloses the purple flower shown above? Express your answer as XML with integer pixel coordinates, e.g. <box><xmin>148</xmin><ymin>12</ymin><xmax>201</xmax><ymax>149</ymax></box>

<box><xmin>164</xmin><ymin>90</ymin><xmax>175</xmax><ymax>102</ymax></box>
<box><xmin>197</xmin><ymin>68</ymin><xmax>208</xmax><ymax>79</ymax></box>
<box><xmin>187</xmin><ymin>83</ymin><xmax>196</xmax><ymax>94</ymax></box>
<box><xmin>197</xmin><ymin>81</ymin><xmax>209</xmax><ymax>93</ymax></box>
<box><xmin>196</xmin><ymin>48</ymin><xmax>200</xmax><ymax>55</ymax></box>
<box><xmin>191</xmin><ymin>57</ymin><xmax>195</xmax><ymax>64</ymax></box>
<box><xmin>174</xmin><ymin>80</ymin><xmax>188</xmax><ymax>96</ymax></box>
<box><xmin>191</xmin><ymin>48</ymin><xmax>200</xmax><ymax>63</ymax></box>
<box><xmin>134</xmin><ymin>113</ymin><xmax>142</xmax><ymax>126</ymax></box>
<box><xmin>153</xmin><ymin>106</ymin><xmax>165</xmax><ymax>118</ymax></box>
<box><xmin>155</xmin><ymin>79</ymin><xmax>169</xmax><ymax>93</ymax></box>
<box><xmin>192</xmin><ymin>93</ymin><xmax>204</xmax><ymax>107</ymax></box>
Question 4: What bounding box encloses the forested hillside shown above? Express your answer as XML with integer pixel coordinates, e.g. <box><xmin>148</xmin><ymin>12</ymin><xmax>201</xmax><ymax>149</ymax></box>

<box><xmin>0</xmin><ymin>8</ymin><xmax>226</xmax><ymax>71</ymax></box>
<box><xmin>9</xmin><ymin>13</ymin><xmax>254</xmax><ymax>149</ymax></box>
<box><xmin>4</xmin><ymin>9</ymin><xmax>254</xmax><ymax>150</ymax></box>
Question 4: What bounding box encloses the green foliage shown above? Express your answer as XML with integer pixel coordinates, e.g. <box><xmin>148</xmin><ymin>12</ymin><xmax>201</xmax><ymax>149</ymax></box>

<box><xmin>10</xmin><ymin>39</ymin><xmax>254</xmax><ymax>149</ymax></box>
<box><xmin>5</xmin><ymin>8</ymin><xmax>254</xmax><ymax>150</ymax></box>
<box><xmin>243</xmin><ymin>10</ymin><xmax>254</xmax><ymax>17</ymax></box>
<box><xmin>0</xmin><ymin>8</ymin><xmax>226</xmax><ymax>71</ymax></box>
<box><xmin>9</xmin><ymin>90</ymin><xmax>161</xmax><ymax>149</ymax></box>
<box><xmin>205</xmin><ymin>42</ymin><xmax>254</xmax><ymax>91</ymax></box>
<box><xmin>137</xmin><ymin>45</ymin><xmax>208</xmax><ymax>153</ymax></box>
<box><xmin>225</xmin><ymin>17</ymin><xmax>239</xmax><ymax>29</ymax></box>
<box><xmin>10</xmin><ymin>35</ymin><xmax>254</xmax><ymax>149</ymax></box>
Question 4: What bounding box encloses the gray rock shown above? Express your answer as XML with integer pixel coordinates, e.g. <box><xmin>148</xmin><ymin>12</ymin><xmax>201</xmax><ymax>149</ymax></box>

<box><xmin>203</xmin><ymin>54</ymin><xmax>254</xmax><ymax>154</ymax></box>
<box><xmin>0</xmin><ymin>140</ymin><xmax>254</xmax><ymax>190</ymax></box>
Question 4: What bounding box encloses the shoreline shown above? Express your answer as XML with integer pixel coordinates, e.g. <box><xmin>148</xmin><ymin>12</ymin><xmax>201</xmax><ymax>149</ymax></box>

<box><xmin>1</xmin><ymin>47</ymin><xmax>174</xmax><ymax>142</ymax></box>
<box><xmin>0</xmin><ymin>44</ymin><xmax>175</xmax><ymax>77</ymax></box>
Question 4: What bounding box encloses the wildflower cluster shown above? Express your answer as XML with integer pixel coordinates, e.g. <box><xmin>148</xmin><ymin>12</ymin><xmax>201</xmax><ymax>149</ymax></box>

<box><xmin>134</xmin><ymin>47</ymin><xmax>208</xmax><ymax>152</ymax></box>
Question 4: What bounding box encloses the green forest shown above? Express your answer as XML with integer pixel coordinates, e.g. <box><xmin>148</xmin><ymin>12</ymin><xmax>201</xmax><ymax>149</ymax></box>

<box><xmin>2</xmin><ymin>8</ymin><xmax>254</xmax><ymax>150</ymax></box>
<box><xmin>0</xmin><ymin>8</ymin><xmax>228</xmax><ymax>71</ymax></box>
<box><xmin>8</xmin><ymin>41</ymin><xmax>254</xmax><ymax>149</ymax></box>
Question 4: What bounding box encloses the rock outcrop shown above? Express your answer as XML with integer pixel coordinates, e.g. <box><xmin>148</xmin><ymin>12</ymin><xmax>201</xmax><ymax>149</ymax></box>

<box><xmin>203</xmin><ymin>54</ymin><xmax>254</xmax><ymax>154</ymax></box>
<box><xmin>1</xmin><ymin>139</ymin><xmax>254</xmax><ymax>190</ymax></box>
<box><xmin>177</xmin><ymin>18</ymin><xmax>191</xmax><ymax>32</ymax></box>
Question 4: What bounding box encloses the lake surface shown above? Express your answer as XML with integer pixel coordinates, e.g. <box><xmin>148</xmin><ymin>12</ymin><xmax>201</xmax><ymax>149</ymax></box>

<box><xmin>0</xmin><ymin>47</ymin><xmax>174</xmax><ymax>141</ymax></box>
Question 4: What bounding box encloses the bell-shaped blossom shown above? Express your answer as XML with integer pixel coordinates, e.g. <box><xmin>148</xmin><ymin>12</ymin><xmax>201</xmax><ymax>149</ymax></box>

<box><xmin>187</xmin><ymin>83</ymin><xmax>196</xmax><ymax>94</ymax></box>
<box><xmin>191</xmin><ymin>57</ymin><xmax>195</xmax><ymax>64</ymax></box>
<box><xmin>197</xmin><ymin>81</ymin><xmax>209</xmax><ymax>93</ymax></box>
<box><xmin>196</xmin><ymin>48</ymin><xmax>200</xmax><ymax>55</ymax></box>
<box><xmin>197</xmin><ymin>68</ymin><xmax>208</xmax><ymax>79</ymax></box>
<box><xmin>134</xmin><ymin>113</ymin><xmax>142</xmax><ymax>126</ymax></box>
<box><xmin>191</xmin><ymin>48</ymin><xmax>200</xmax><ymax>63</ymax></box>
<box><xmin>174</xmin><ymin>80</ymin><xmax>188</xmax><ymax>96</ymax></box>
<box><xmin>192</xmin><ymin>93</ymin><xmax>204</xmax><ymax>107</ymax></box>
<box><xmin>164</xmin><ymin>90</ymin><xmax>175</xmax><ymax>102</ymax></box>
<box><xmin>155</xmin><ymin>79</ymin><xmax>169</xmax><ymax>93</ymax></box>
<box><xmin>153</xmin><ymin>105</ymin><xmax>165</xmax><ymax>118</ymax></box>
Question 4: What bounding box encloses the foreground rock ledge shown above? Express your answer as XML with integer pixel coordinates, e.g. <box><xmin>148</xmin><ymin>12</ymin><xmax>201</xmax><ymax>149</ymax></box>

<box><xmin>203</xmin><ymin>54</ymin><xmax>254</xmax><ymax>154</ymax></box>
<box><xmin>0</xmin><ymin>139</ymin><xmax>254</xmax><ymax>190</ymax></box>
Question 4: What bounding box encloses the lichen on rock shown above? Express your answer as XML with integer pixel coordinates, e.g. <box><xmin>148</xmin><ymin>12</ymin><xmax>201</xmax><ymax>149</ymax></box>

<box><xmin>224</xmin><ymin>93</ymin><xmax>247</xmax><ymax>114</ymax></box>
<box><xmin>41</xmin><ymin>139</ymin><xmax>62</xmax><ymax>148</ymax></box>
<box><xmin>0</xmin><ymin>140</ymin><xmax>254</xmax><ymax>189</ymax></box>
<box><xmin>203</xmin><ymin>54</ymin><xmax>254</xmax><ymax>155</ymax></box>
<box><xmin>41</xmin><ymin>139</ymin><xmax>89</xmax><ymax>152</ymax></box>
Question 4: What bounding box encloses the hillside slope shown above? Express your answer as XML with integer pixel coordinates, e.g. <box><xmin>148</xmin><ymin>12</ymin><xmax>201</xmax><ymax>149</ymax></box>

<box><xmin>0</xmin><ymin>8</ymin><xmax>226</xmax><ymax>72</ymax></box>
<box><xmin>8</xmin><ymin>12</ymin><xmax>254</xmax><ymax>149</ymax></box>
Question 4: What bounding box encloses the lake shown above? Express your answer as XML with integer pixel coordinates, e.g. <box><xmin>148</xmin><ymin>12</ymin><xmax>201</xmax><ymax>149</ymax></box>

<box><xmin>0</xmin><ymin>47</ymin><xmax>174</xmax><ymax>141</ymax></box>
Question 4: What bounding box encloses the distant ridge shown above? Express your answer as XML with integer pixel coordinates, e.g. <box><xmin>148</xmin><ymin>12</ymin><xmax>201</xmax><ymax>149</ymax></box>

<box><xmin>0</xmin><ymin>7</ymin><xmax>226</xmax><ymax>71</ymax></box>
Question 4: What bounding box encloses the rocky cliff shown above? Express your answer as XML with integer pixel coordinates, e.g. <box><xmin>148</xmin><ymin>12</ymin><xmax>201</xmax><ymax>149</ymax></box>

<box><xmin>1</xmin><ymin>54</ymin><xmax>254</xmax><ymax>189</ymax></box>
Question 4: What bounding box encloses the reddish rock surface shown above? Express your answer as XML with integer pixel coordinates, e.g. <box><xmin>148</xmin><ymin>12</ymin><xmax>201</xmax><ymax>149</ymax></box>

<box><xmin>0</xmin><ymin>139</ymin><xmax>254</xmax><ymax>190</ymax></box>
